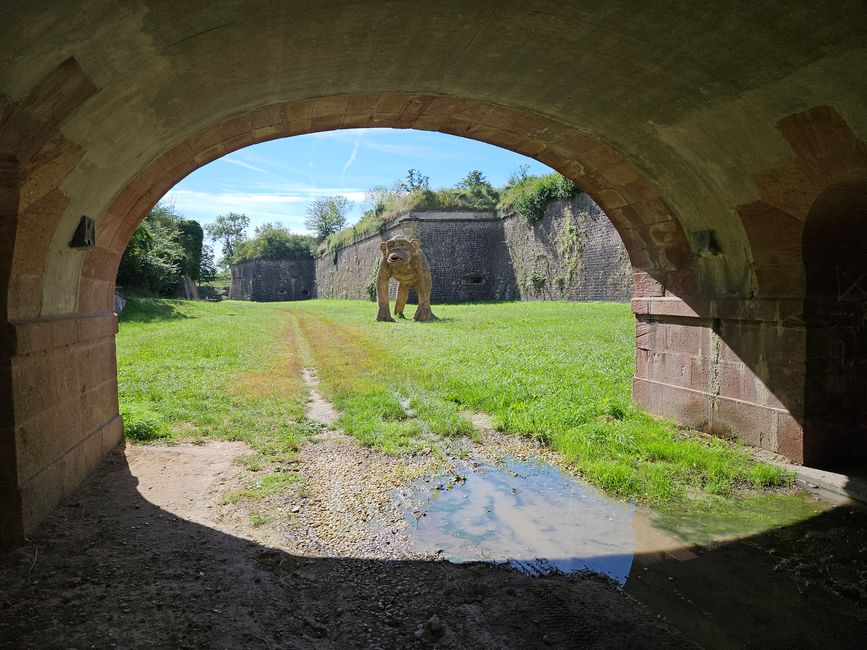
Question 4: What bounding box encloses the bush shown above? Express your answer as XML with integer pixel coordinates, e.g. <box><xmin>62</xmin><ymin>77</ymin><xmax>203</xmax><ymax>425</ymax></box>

<box><xmin>499</xmin><ymin>173</ymin><xmax>578</xmax><ymax>226</ymax></box>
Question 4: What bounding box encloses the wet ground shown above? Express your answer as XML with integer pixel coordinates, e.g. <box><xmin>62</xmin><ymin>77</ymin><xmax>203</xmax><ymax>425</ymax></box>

<box><xmin>408</xmin><ymin>456</ymin><xmax>637</xmax><ymax>583</ymax></box>
<box><xmin>403</xmin><ymin>448</ymin><xmax>867</xmax><ymax>647</ymax></box>
<box><xmin>2</xmin><ymin>378</ymin><xmax>866</xmax><ymax>647</ymax></box>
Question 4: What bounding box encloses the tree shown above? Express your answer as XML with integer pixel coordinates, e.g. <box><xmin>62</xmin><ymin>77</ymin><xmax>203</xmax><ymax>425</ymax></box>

<box><xmin>199</xmin><ymin>245</ymin><xmax>218</xmax><ymax>281</ymax></box>
<box><xmin>305</xmin><ymin>196</ymin><xmax>350</xmax><ymax>241</ymax></box>
<box><xmin>117</xmin><ymin>203</ymin><xmax>188</xmax><ymax>295</ymax></box>
<box><xmin>174</xmin><ymin>220</ymin><xmax>204</xmax><ymax>280</ymax></box>
<box><xmin>401</xmin><ymin>168</ymin><xmax>430</xmax><ymax>193</ymax></box>
<box><xmin>232</xmin><ymin>222</ymin><xmax>315</xmax><ymax>262</ymax></box>
<box><xmin>454</xmin><ymin>169</ymin><xmax>499</xmax><ymax>209</ymax></box>
<box><xmin>364</xmin><ymin>185</ymin><xmax>396</xmax><ymax>216</ymax></box>
<box><xmin>205</xmin><ymin>212</ymin><xmax>250</xmax><ymax>265</ymax></box>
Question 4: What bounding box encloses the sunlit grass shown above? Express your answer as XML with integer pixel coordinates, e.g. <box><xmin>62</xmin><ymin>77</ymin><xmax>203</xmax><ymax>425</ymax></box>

<box><xmin>117</xmin><ymin>298</ymin><xmax>795</xmax><ymax>511</ymax></box>
<box><xmin>291</xmin><ymin>300</ymin><xmax>794</xmax><ymax>505</ymax></box>
<box><xmin>116</xmin><ymin>298</ymin><xmax>310</xmax><ymax>499</ymax></box>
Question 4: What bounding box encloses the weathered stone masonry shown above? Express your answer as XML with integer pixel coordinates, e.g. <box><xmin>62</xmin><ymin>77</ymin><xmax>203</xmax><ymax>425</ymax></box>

<box><xmin>229</xmin><ymin>259</ymin><xmax>315</xmax><ymax>302</ymax></box>
<box><xmin>310</xmin><ymin>194</ymin><xmax>633</xmax><ymax>304</ymax></box>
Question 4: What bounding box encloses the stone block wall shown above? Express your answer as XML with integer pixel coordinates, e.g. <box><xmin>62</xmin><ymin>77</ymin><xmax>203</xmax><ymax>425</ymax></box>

<box><xmin>497</xmin><ymin>194</ymin><xmax>633</xmax><ymax>301</ymax></box>
<box><xmin>311</xmin><ymin>196</ymin><xmax>632</xmax><ymax>304</ymax></box>
<box><xmin>229</xmin><ymin>259</ymin><xmax>315</xmax><ymax>301</ymax></box>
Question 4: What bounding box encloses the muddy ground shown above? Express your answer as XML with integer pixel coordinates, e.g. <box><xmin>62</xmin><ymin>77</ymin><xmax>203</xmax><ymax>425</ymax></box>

<box><xmin>1</xmin><ymin>381</ymin><xmax>866</xmax><ymax>648</ymax></box>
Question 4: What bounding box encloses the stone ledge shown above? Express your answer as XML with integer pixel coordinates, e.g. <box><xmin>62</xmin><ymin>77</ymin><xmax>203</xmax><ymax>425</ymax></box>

<box><xmin>10</xmin><ymin>311</ymin><xmax>118</xmax><ymax>356</ymax></box>
<box><xmin>632</xmin><ymin>297</ymin><xmax>803</xmax><ymax>323</ymax></box>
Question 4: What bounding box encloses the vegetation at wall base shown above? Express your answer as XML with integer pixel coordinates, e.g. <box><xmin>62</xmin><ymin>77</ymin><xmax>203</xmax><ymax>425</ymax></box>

<box><xmin>117</xmin><ymin>298</ymin><xmax>797</xmax><ymax>531</ymax></box>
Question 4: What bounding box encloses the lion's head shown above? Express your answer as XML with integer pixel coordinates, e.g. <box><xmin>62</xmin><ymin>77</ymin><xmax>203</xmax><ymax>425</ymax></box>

<box><xmin>380</xmin><ymin>237</ymin><xmax>420</xmax><ymax>267</ymax></box>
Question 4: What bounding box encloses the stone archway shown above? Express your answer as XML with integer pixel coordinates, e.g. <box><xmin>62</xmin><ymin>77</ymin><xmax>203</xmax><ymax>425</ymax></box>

<box><xmin>2</xmin><ymin>1</ymin><xmax>866</xmax><ymax>541</ymax></box>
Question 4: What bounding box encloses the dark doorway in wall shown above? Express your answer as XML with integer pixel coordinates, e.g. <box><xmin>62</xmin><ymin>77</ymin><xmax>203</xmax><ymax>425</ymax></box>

<box><xmin>803</xmin><ymin>183</ymin><xmax>867</xmax><ymax>470</ymax></box>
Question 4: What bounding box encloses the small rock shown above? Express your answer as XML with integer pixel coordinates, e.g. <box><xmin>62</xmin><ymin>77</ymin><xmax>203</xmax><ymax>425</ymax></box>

<box><xmin>427</xmin><ymin>614</ymin><xmax>444</xmax><ymax>637</ymax></box>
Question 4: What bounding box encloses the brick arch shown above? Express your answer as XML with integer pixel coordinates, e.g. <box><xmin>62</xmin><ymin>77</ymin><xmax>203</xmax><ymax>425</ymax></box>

<box><xmin>75</xmin><ymin>93</ymin><xmax>696</xmax><ymax>315</ymax></box>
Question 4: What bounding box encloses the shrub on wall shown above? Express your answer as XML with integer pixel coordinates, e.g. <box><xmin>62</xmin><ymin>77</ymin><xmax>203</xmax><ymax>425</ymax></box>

<box><xmin>500</xmin><ymin>173</ymin><xmax>578</xmax><ymax>226</ymax></box>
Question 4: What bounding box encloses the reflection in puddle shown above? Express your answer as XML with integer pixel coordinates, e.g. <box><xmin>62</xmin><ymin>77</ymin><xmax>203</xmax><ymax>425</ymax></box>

<box><xmin>408</xmin><ymin>457</ymin><xmax>637</xmax><ymax>584</ymax></box>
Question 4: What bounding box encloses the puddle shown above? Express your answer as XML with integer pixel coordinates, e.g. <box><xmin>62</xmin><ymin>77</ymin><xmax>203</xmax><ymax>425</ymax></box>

<box><xmin>408</xmin><ymin>456</ymin><xmax>639</xmax><ymax>584</ymax></box>
<box><xmin>407</xmin><ymin>454</ymin><xmax>832</xmax><ymax>590</ymax></box>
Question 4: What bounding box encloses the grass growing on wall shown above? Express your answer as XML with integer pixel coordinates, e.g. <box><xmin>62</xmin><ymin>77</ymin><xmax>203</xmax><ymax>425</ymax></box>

<box><xmin>116</xmin><ymin>298</ymin><xmax>795</xmax><ymax>512</ymax></box>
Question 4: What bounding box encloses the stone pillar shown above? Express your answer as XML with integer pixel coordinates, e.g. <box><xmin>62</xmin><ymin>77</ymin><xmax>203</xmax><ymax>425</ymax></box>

<box><xmin>1</xmin><ymin>313</ymin><xmax>122</xmax><ymax>543</ymax></box>
<box><xmin>632</xmin><ymin>297</ymin><xmax>807</xmax><ymax>462</ymax></box>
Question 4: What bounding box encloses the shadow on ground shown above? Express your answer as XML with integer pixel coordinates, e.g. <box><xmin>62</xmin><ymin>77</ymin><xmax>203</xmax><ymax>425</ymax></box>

<box><xmin>1</xmin><ymin>448</ymin><xmax>865</xmax><ymax>649</ymax></box>
<box><xmin>118</xmin><ymin>298</ymin><xmax>193</xmax><ymax>324</ymax></box>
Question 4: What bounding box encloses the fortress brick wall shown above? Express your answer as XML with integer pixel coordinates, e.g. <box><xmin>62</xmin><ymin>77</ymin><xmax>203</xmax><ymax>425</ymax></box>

<box><xmin>233</xmin><ymin>195</ymin><xmax>633</xmax><ymax>304</ymax></box>
<box><xmin>228</xmin><ymin>259</ymin><xmax>316</xmax><ymax>301</ymax></box>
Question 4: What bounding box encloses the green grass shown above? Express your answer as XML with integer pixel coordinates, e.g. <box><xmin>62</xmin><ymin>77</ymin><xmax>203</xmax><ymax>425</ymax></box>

<box><xmin>117</xmin><ymin>298</ymin><xmax>311</xmax><ymax>498</ymax></box>
<box><xmin>117</xmin><ymin>298</ymin><xmax>794</xmax><ymax>511</ymax></box>
<box><xmin>290</xmin><ymin>300</ymin><xmax>794</xmax><ymax>505</ymax></box>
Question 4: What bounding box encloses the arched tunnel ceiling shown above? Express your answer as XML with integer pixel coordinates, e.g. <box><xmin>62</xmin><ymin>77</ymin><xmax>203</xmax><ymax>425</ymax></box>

<box><xmin>1</xmin><ymin>0</ymin><xmax>866</xmax><ymax>315</ymax></box>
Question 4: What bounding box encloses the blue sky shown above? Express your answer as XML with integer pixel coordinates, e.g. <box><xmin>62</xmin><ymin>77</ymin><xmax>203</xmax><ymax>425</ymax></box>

<box><xmin>165</xmin><ymin>128</ymin><xmax>555</xmax><ymax>241</ymax></box>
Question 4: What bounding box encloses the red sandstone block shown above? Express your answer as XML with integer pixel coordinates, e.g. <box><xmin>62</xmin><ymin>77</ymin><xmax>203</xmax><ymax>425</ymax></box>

<box><xmin>308</xmin><ymin>115</ymin><xmax>344</xmax><ymax>134</ymax></box>
<box><xmin>78</xmin><ymin>277</ymin><xmax>116</xmax><ymax>313</ymax></box>
<box><xmin>79</xmin><ymin>380</ymin><xmax>119</xmax><ymax>436</ymax></box>
<box><xmin>644</xmin><ymin>351</ymin><xmax>692</xmax><ymax>387</ymax></box>
<box><xmin>753</xmin><ymin>263</ymin><xmax>805</xmax><ymax>299</ymax></box>
<box><xmin>635</xmin><ymin>348</ymin><xmax>649</xmax><ymax>378</ymax></box>
<box><xmin>687</xmin><ymin>357</ymin><xmax>712</xmax><ymax>392</ymax></box>
<box><xmin>759</xmin><ymin>365</ymin><xmax>805</xmax><ymax>414</ymax></box>
<box><xmin>718</xmin><ymin>360</ymin><xmax>763</xmax><ymax>406</ymax></box>
<box><xmin>553</xmin><ymin>130</ymin><xmax>599</xmax><ymax>156</ymax></box>
<box><xmin>663</xmin><ymin>268</ymin><xmax>699</xmax><ymax>298</ymax></box>
<box><xmin>665</xmin><ymin>321</ymin><xmax>707</xmax><ymax>356</ymax></box>
<box><xmin>631</xmin><ymin>269</ymin><xmax>664</xmax><ymax>298</ymax></box>
<box><xmin>647</xmin><ymin>297</ymin><xmax>706</xmax><ymax>319</ymax></box>
<box><xmin>634</xmin><ymin>377</ymin><xmax>709</xmax><ymax>428</ymax></box>
<box><xmin>594</xmin><ymin>188</ymin><xmax>630</xmax><ymax>210</ymax></box>
<box><xmin>60</xmin><ymin>423</ymin><xmax>104</xmax><ymax>495</ymax></box>
<box><xmin>222</xmin><ymin>132</ymin><xmax>256</xmax><ymax>154</ymax></box>
<box><xmin>710</xmin><ymin>396</ymin><xmax>774</xmax><ymax>446</ymax></box>
<box><xmin>15</xmin><ymin>189</ymin><xmax>68</xmax><ymax>275</ymax></box>
<box><xmin>19</xmin><ymin>458</ymin><xmax>64</xmax><ymax>535</ymax></box>
<box><xmin>7</xmin><ymin>273</ymin><xmax>43</xmax><ymax>321</ymax></box>
<box><xmin>738</xmin><ymin>202</ymin><xmax>803</xmax><ymax>264</ymax></box>
<box><xmin>12</xmin><ymin>317</ymin><xmax>80</xmax><ymax>355</ymax></box>
<box><xmin>75</xmin><ymin>340</ymin><xmax>116</xmax><ymax>395</ymax></box>
<box><xmin>775</xmin><ymin>412</ymin><xmax>805</xmax><ymax>462</ymax></box>
<box><xmin>635</xmin><ymin>318</ymin><xmax>665</xmax><ymax>351</ymax></box>
<box><xmin>15</xmin><ymin>398</ymin><xmax>83</xmax><ymax>482</ymax></box>
<box><xmin>19</xmin><ymin>134</ymin><xmax>83</xmax><ymax>214</ymax></box>
<box><xmin>77</xmin><ymin>313</ymin><xmax>118</xmax><ymax>342</ymax></box>
<box><xmin>101</xmin><ymin>414</ymin><xmax>123</xmax><ymax>455</ymax></box>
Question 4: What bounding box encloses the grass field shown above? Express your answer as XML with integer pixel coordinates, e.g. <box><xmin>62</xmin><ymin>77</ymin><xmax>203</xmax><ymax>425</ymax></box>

<box><xmin>117</xmin><ymin>298</ymin><xmax>794</xmax><ymax>510</ymax></box>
